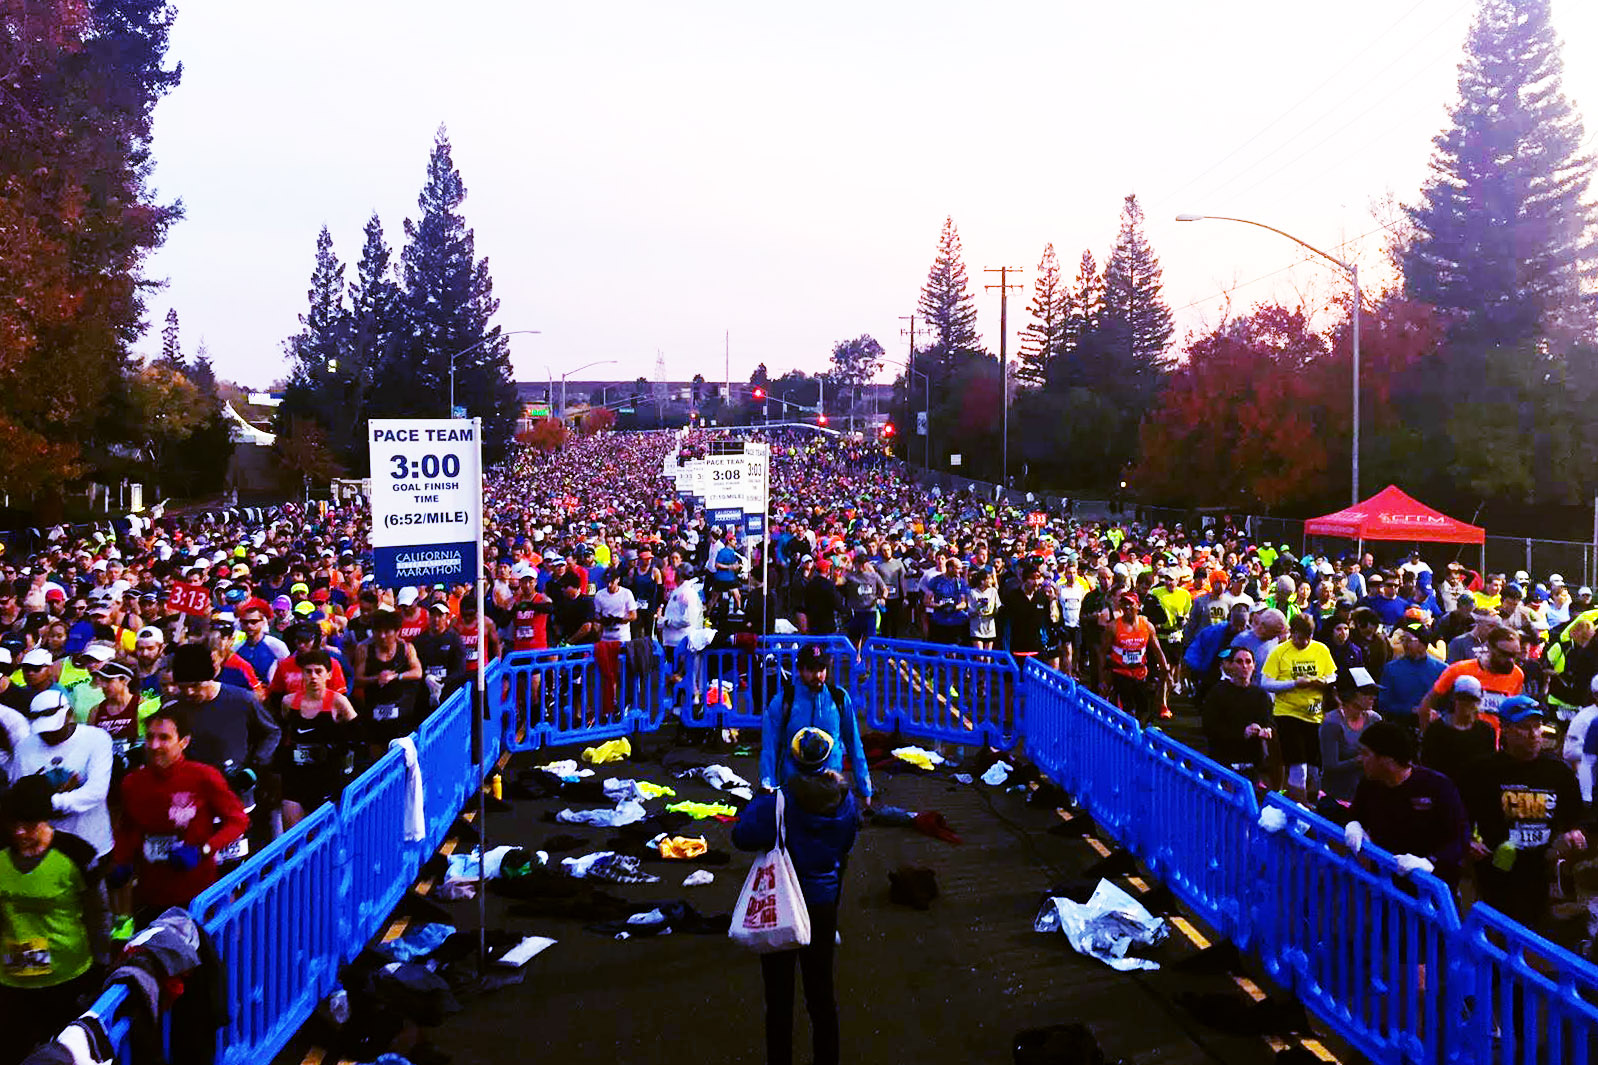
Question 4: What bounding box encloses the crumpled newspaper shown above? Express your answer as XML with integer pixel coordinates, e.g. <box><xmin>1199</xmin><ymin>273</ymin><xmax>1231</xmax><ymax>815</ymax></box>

<box><xmin>1034</xmin><ymin>878</ymin><xmax>1167</xmax><ymax>971</ymax></box>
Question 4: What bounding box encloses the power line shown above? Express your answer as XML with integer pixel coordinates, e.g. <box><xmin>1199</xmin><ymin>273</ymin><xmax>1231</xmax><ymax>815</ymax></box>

<box><xmin>1207</xmin><ymin>30</ymin><xmax>1466</xmax><ymax>208</ymax></box>
<box><xmin>1155</xmin><ymin>0</ymin><xmax>1443</xmax><ymax>209</ymax></box>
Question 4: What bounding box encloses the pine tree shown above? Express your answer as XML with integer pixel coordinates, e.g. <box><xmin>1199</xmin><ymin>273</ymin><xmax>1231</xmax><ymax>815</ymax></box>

<box><xmin>387</xmin><ymin>127</ymin><xmax>518</xmax><ymax>455</ymax></box>
<box><xmin>159</xmin><ymin>307</ymin><xmax>183</xmax><ymax>369</ymax></box>
<box><xmin>1097</xmin><ymin>194</ymin><xmax>1174</xmax><ymax>411</ymax></box>
<box><xmin>1404</xmin><ymin>0</ymin><xmax>1596</xmax><ymax>351</ymax></box>
<box><xmin>1017</xmin><ymin>244</ymin><xmax>1066</xmax><ymax>384</ymax></box>
<box><xmin>277</xmin><ymin>226</ymin><xmax>349</xmax><ymax>463</ymax></box>
<box><xmin>916</xmin><ymin>216</ymin><xmax>984</xmax><ymax>375</ymax></box>
<box><xmin>188</xmin><ymin>339</ymin><xmax>217</xmax><ymax>394</ymax></box>
<box><xmin>1049</xmin><ymin>251</ymin><xmax>1105</xmax><ymax>390</ymax></box>
<box><xmin>345</xmin><ymin>213</ymin><xmax>403</xmax><ymax>459</ymax></box>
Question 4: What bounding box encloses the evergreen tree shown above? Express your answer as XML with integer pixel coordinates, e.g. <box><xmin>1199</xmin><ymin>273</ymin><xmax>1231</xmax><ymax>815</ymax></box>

<box><xmin>344</xmin><ymin>213</ymin><xmax>403</xmax><ymax>460</ymax></box>
<box><xmin>1017</xmin><ymin>244</ymin><xmax>1066</xmax><ymax>384</ymax></box>
<box><xmin>1050</xmin><ymin>251</ymin><xmax>1104</xmax><ymax>390</ymax></box>
<box><xmin>188</xmin><ymin>339</ymin><xmax>217</xmax><ymax>394</ymax></box>
<box><xmin>916</xmin><ymin>216</ymin><xmax>984</xmax><ymax>374</ymax></box>
<box><xmin>1404</xmin><ymin>0</ymin><xmax>1596</xmax><ymax>352</ymax></box>
<box><xmin>277</xmin><ymin>226</ymin><xmax>349</xmax><ymax>466</ymax></box>
<box><xmin>386</xmin><ymin>127</ymin><xmax>518</xmax><ymax>455</ymax></box>
<box><xmin>159</xmin><ymin>307</ymin><xmax>183</xmax><ymax>370</ymax></box>
<box><xmin>1097</xmin><ymin>194</ymin><xmax>1174</xmax><ymax>411</ymax></box>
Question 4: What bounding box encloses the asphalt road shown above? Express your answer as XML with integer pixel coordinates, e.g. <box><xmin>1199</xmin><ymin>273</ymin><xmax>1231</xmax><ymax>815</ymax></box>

<box><xmin>369</xmin><ymin>726</ymin><xmax>1323</xmax><ymax>1065</ymax></box>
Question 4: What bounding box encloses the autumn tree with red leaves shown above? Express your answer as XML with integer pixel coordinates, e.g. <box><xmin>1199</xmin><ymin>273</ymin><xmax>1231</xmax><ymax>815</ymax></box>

<box><xmin>0</xmin><ymin>0</ymin><xmax>182</xmax><ymax>499</ymax></box>
<box><xmin>1133</xmin><ymin>297</ymin><xmax>1441</xmax><ymax>512</ymax></box>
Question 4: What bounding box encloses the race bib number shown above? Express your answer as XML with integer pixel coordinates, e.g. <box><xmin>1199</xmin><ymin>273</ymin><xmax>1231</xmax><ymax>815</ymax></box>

<box><xmin>1481</xmin><ymin>690</ymin><xmax>1507</xmax><ymax>713</ymax></box>
<box><xmin>112</xmin><ymin>737</ymin><xmax>132</xmax><ymax>760</ymax></box>
<box><xmin>143</xmin><ymin>834</ymin><xmax>179</xmax><ymax>863</ymax></box>
<box><xmin>292</xmin><ymin>745</ymin><xmax>317</xmax><ymax>766</ymax></box>
<box><xmin>2</xmin><ymin>937</ymin><xmax>52</xmax><ymax>978</ymax></box>
<box><xmin>1512</xmin><ymin>822</ymin><xmax>1552</xmax><ymax>848</ymax></box>
<box><xmin>373</xmin><ymin>703</ymin><xmax>399</xmax><ymax>722</ymax></box>
<box><xmin>1119</xmin><ymin>648</ymin><xmax>1144</xmax><ymax>666</ymax></box>
<box><xmin>218</xmin><ymin>837</ymin><xmax>249</xmax><ymax>863</ymax></box>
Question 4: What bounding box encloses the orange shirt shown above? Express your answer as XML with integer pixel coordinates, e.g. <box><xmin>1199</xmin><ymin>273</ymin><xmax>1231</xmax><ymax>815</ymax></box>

<box><xmin>1108</xmin><ymin>618</ymin><xmax>1156</xmax><ymax>679</ymax></box>
<box><xmin>1431</xmin><ymin>659</ymin><xmax>1524</xmax><ymax>734</ymax></box>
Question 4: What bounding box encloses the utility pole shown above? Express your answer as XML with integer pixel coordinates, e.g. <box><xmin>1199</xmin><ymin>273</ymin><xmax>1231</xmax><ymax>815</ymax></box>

<box><xmin>725</xmin><ymin>330</ymin><xmax>731</xmax><ymax>426</ymax></box>
<box><xmin>899</xmin><ymin>314</ymin><xmax>930</xmax><ymax>469</ymax></box>
<box><xmin>985</xmin><ymin>266</ymin><xmax>1024</xmax><ymax>490</ymax></box>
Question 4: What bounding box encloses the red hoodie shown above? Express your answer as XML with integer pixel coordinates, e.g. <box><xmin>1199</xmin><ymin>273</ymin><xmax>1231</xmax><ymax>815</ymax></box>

<box><xmin>113</xmin><ymin>757</ymin><xmax>248</xmax><ymax>910</ymax></box>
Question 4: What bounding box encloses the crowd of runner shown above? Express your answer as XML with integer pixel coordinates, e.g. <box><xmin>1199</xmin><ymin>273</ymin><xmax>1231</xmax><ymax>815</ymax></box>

<box><xmin>3</xmin><ymin>424</ymin><xmax>1597</xmax><ymax>1055</ymax></box>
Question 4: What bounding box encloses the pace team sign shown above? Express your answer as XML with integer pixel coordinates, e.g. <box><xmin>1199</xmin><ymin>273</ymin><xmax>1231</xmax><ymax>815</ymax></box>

<box><xmin>369</xmin><ymin>418</ymin><xmax>483</xmax><ymax>588</ymax></box>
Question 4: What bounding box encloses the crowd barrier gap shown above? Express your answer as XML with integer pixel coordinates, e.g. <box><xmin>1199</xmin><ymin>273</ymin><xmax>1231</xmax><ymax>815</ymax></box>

<box><xmin>67</xmin><ymin>639</ymin><xmax>1598</xmax><ymax>1065</ymax></box>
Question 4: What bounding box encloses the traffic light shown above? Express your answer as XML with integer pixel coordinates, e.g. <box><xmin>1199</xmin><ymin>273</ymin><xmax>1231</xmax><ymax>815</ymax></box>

<box><xmin>818</xmin><ymin>413</ymin><xmax>829</xmax><ymax>426</ymax></box>
<box><xmin>752</xmin><ymin>387</ymin><xmax>765</xmax><ymax>400</ymax></box>
<box><xmin>882</xmin><ymin>422</ymin><xmax>896</xmax><ymax>437</ymax></box>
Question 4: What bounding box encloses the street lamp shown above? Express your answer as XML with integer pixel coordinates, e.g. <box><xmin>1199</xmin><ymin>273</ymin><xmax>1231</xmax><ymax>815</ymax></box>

<box><xmin>1176</xmin><ymin>214</ymin><xmax>1362</xmax><ymax>504</ymax></box>
<box><xmin>546</xmin><ymin>359</ymin><xmax>618</xmax><ymax>422</ymax></box>
<box><xmin>878</xmin><ymin>356</ymin><xmax>930</xmax><ymax>471</ymax></box>
<box><xmin>447</xmin><ymin>329</ymin><xmax>541</xmax><ymax>417</ymax></box>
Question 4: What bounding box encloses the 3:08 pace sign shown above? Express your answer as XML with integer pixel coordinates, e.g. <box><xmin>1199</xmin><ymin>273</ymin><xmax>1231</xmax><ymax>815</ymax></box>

<box><xmin>368</xmin><ymin>419</ymin><xmax>482</xmax><ymax>588</ymax></box>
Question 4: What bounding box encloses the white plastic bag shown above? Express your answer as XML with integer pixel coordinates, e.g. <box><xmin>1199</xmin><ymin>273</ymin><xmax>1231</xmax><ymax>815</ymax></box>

<box><xmin>729</xmin><ymin>792</ymin><xmax>812</xmax><ymax>953</ymax></box>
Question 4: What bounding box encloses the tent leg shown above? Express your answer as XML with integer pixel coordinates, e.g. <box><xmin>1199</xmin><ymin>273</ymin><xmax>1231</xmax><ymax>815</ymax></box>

<box><xmin>1481</xmin><ymin>542</ymin><xmax>1487</xmax><ymax>580</ymax></box>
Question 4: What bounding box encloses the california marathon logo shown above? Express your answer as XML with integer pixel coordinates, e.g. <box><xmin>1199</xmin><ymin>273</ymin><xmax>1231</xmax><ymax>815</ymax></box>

<box><xmin>395</xmin><ymin>548</ymin><xmax>463</xmax><ymax>576</ymax></box>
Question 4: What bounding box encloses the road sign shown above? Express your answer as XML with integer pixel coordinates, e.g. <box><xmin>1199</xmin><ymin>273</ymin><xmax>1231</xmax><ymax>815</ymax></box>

<box><xmin>169</xmin><ymin>581</ymin><xmax>212</xmax><ymax>617</ymax></box>
<box><xmin>950</xmin><ymin>453</ymin><xmax>962</xmax><ymax>467</ymax></box>
<box><xmin>916</xmin><ymin>411</ymin><xmax>927</xmax><ymax>436</ymax></box>
<box><xmin>369</xmin><ymin>418</ymin><xmax>483</xmax><ymax>587</ymax></box>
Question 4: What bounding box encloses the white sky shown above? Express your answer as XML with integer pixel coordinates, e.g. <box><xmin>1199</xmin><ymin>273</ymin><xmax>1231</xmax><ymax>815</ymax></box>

<box><xmin>137</xmin><ymin>0</ymin><xmax>1598</xmax><ymax>389</ymax></box>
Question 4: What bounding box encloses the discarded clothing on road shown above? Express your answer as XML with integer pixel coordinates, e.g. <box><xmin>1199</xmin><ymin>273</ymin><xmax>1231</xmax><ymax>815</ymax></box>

<box><xmin>555</xmin><ymin>799</ymin><xmax>647</xmax><ymax>827</ymax></box>
<box><xmin>911</xmin><ymin>810</ymin><xmax>963</xmax><ymax>845</ymax></box>
<box><xmin>561</xmin><ymin>851</ymin><xmax>661</xmax><ymax>884</ymax></box>
<box><xmin>891</xmin><ymin>746</ymin><xmax>947</xmax><ymax>771</ymax></box>
<box><xmin>581</xmin><ymin>737</ymin><xmax>632</xmax><ymax>765</ymax></box>
<box><xmin>585</xmin><ymin>899</ymin><xmax>731</xmax><ymax>937</ymax></box>
<box><xmin>665</xmin><ymin>799</ymin><xmax>739</xmax><ymax>820</ymax></box>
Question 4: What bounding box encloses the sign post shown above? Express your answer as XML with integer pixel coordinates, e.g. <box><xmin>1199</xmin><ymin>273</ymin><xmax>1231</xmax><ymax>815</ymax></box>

<box><xmin>368</xmin><ymin>418</ymin><xmax>487</xmax><ymax>965</ymax></box>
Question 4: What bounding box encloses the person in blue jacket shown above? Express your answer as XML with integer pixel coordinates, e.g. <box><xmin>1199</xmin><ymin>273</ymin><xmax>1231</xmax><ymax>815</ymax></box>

<box><xmin>758</xmin><ymin>644</ymin><xmax>873</xmax><ymax>805</ymax></box>
<box><xmin>734</xmin><ymin>726</ymin><xmax>859</xmax><ymax>1065</ymax></box>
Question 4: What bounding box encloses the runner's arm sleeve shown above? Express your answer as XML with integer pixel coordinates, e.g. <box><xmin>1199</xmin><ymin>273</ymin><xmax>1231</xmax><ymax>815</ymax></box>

<box><xmin>1257</xmin><ymin>649</ymin><xmax>1296</xmax><ymax>694</ymax></box>
<box><xmin>758</xmin><ymin>692</ymin><xmax>782</xmax><ymax>790</ymax></box>
<box><xmin>202</xmin><ymin>769</ymin><xmax>250</xmax><ymax>852</ymax></box>
<box><xmin>838</xmin><ymin>691</ymin><xmax>873</xmax><ymax>799</ymax></box>
<box><xmin>52</xmin><ymin>732</ymin><xmax>112</xmax><ymax>815</ymax></box>
<box><xmin>247</xmin><ymin>692</ymin><xmax>283</xmax><ymax>767</ymax></box>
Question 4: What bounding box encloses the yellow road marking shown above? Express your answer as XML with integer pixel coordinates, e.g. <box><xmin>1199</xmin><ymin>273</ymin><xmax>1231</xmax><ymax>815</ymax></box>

<box><xmin>1086</xmin><ymin>837</ymin><xmax>1111</xmax><ymax>857</ymax></box>
<box><xmin>1235</xmin><ymin>976</ymin><xmax>1267</xmax><ymax>1001</ymax></box>
<box><xmin>1169</xmin><ymin>916</ymin><xmax>1211</xmax><ymax>950</ymax></box>
<box><xmin>1299</xmin><ymin>1038</ymin><xmax>1341</xmax><ymax>1062</ymax></box>
<box><xmin>300</xmin><ymin>1050</ymin><xmax>325</xmax><ymax>1065</ymax></box>
<box><xmin>381</xmin><ymin>918</ymin><xmax>408</xmax><ymax>942</ymax></box>
<box><xmin>1126</xmin><ymin>876</ymin><xmax>1149</xmax><ymax>892</ymax></box>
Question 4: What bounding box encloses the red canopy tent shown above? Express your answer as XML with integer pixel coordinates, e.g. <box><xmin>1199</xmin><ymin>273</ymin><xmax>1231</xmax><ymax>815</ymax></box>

<box><xmin>1303</xmin><ymin>485</ymin><xmax>1486</xmax><ymax>568</ymax></box>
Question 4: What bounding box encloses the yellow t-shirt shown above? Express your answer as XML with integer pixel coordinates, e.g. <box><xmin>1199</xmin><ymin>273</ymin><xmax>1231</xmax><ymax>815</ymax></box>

<box><xmin>1263</xmin><ymin>639</ymin><xmax>1337</xmax><ymax>723</ymax></box>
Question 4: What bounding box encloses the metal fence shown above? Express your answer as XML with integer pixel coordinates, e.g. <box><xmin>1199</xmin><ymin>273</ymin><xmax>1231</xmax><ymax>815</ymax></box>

<box><xmin>64</xmin><ymin>640</ymin><xmax>1598</xmax><ymax>1065</ymax></box>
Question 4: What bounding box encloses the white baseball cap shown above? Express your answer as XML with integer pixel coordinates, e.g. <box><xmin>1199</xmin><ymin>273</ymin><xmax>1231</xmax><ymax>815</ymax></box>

<box><xmin>396</xmin><ymin>587</ymin><xmax>420</xmax><ymax>607</ymax></box>
<box><xmin>19</xmin><ymin>647</ymin><xmax>54</xmax><ymax>668</ymax></box>
<box><xmin>77</xmin><ymin>644</ymin><xmax>115</xmax><ymax>664</ymax></box>
<box><xmin>28</xmin><ymin>689</ymin><xmax>72</xmax><ymax>733</ymax></box>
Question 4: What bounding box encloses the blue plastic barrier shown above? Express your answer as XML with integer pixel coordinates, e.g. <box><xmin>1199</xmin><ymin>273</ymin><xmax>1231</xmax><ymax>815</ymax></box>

<box><xmin>1448</xmin><ymin>904</ymin><xmax>1598</xmax><ymax>1065</ymax></box>
<box><xmin>1252</xmin><ymin>794</ymin><xmax>1459</xmax><ymax>1065</ymax></box>
<box><xmin>190</xmin><ymin>802</ymin><xmax>343</xmax><ymax>1065</ymax></box>
<box><xmin>861</xmin><ymin>637</ymin><xmax>1020</xmax><ymax>748</ymax></box>
<box><xmin>336</xmin><ymin>744</ymin><xmax>414</xmax><ymax>961</ymax></box>
<box><xmin>1052</xmin><ymin>684</ymin><xmax>1145</xmax><ymax>847</ymax></box>
<box><xmin>59</xmin><ymin>645</ymin><xmax>1598</xmax><ymax>1065</ymax></box>
<box><xmin>1141</xmin><ymin>728</ymin><xmax>1260</xmax><ymax>946</ymax></box>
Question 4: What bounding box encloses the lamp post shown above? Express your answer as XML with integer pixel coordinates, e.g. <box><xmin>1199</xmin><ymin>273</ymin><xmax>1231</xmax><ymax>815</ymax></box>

<box><xmin>546</xmin><ymin>360</ymin><xmax>618</xmax><ymax>423</ymax></box>
<box><xmin>447</xmin><ymin>330</ymin><xmax>541</xmax><ymax>417</ymax></box>
<box><xmin>1176</xmin><ymin>214</ymin><xmax>1361</xmax><ymax>504</ymax></box>
<box><xmin>878</xmin><ymin>356</ymin><xmax>930</xmax><ymax>470</ymax></box>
